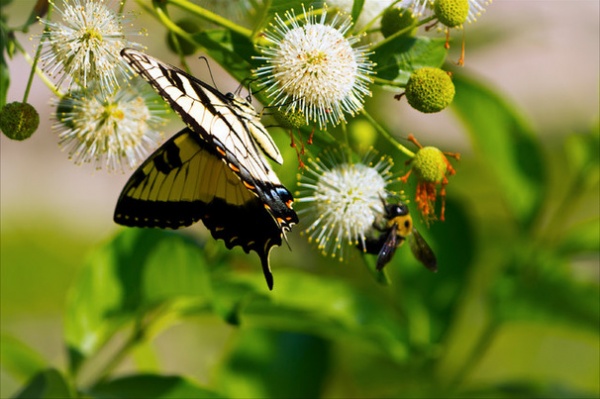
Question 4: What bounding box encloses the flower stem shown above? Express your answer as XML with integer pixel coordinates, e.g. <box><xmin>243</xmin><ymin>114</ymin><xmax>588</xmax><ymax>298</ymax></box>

<box><xmin>14</xmin><ymin>35</ymin><xmax>62</xmax><ymax>98</ymax></box>
<box><xmin>361</xmin><ymin>109</ymin><xmax>415</xmax><ymax>158</ymax></box>
<box><xmin>369</xmin><ymin>15</ymin><xmax>435</xmax><ymax>52</ymax></box>
<box><xmin>165</xmin><ymin>0</ymin><xmax>253</xmax><ymax>39</ymax></box>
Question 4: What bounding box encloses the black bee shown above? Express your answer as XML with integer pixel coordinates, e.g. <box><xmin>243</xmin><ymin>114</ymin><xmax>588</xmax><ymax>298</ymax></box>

<box><xmin>363</xmin><ymin>200</ymin><xmax>437</xmax><ymax>272</ymax></box>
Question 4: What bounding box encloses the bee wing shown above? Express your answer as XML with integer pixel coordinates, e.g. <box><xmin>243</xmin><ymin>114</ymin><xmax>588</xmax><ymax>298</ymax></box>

<box><xmin>409</xmin><ymin>228</ymin><xmax>438</xmax><ymax>272</ymax></box>
<box><xmin>376</xmin><ymin>224</ymin><xmax>401</xmax><ymax>271</ymax></box>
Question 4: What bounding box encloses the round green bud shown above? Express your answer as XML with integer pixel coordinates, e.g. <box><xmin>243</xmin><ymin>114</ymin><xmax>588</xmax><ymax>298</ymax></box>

<box><xmin>166</xmin><ymin>19</ymin><xmax>201</xmax><ymax>56</ymax></box>
<box><xmin>405</xmin><ymin>67</ymin><xmax>455</xmax><ymax>113</ymax></box>
<box><xmin>380</xmin><ymin>7</ymin><xmax>417</xmax><ymax>38</ymax></box>
<box><xmin>273</xmin><ymin>109</ymin><xmax>306</xmax><ymax>129</ymax></box>
<box><xmin>0</xmin><ymin>102</ymin><xmax>40</xmax><ymax>141</ymax></box>
<box><xmin>434</xmin><ymin>0</ymin><xmax>469</xmax><ymax>28</ymax></box>
<box><xmin>412</xmin><ymin>146</ymin><xmax>447</xmax><ymax>183</ymax></box>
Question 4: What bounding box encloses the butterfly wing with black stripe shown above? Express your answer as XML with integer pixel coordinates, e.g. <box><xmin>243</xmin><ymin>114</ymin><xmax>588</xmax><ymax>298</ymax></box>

<box><xmin>114</xmin><ymin>128</ymin><xmax>288</xmax><ymax>289</ymax></box>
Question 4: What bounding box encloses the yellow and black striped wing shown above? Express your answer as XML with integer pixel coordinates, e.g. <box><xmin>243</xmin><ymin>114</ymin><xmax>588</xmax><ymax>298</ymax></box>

<box><xmin>114</xmin><ymin>128</ymin><xmax>289</xmax><ymax>289</ymax></box>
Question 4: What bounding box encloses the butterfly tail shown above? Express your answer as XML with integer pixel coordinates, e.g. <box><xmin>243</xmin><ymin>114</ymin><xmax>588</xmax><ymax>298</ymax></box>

<box><xmin>259</xmin><ymin>253</ymin><xmax>274</xmax><ymax>290</ymax></box>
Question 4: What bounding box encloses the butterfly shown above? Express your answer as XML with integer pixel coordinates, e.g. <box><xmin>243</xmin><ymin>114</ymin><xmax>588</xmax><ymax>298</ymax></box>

<box><xmin>114</xmin><ymin>48</ymin><xmax>298</xmax><ymax>290</ymax></box>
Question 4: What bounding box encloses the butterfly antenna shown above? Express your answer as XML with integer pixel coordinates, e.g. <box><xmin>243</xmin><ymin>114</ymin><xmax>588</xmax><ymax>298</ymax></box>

<box><xmin>197</xmin><ymin>55</ymin><xmax>220</xmax><ymax>91</ymax></box>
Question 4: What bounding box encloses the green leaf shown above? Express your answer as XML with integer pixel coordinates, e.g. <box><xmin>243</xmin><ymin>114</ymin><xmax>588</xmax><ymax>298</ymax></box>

<box><xmin>373</xmin><ymin>36</ymin><xmax>448</xmax><ymax>88</ymax></box>
<box><xmin>450</xmin><ymin>71</ymin><xmax>547</xmax><ymax>229</ymax></box>
<box><xmin>558</xmin><ymin>217</ymin><xmax>600</xmax><ymax>256</ymax></box>
<box><xmin>214</xmin><ymin>272</ymin><xmax>409</xmax><ymax>361</ymax></box>
<box><xmin>399</xmin><ymin>197</ymin><xmax>477</xmax><ymax>345</ymax></box>
<box><xmin>89</xmin><ymin>374</ymin><xmax>223</xmax><ymax>399</ymax></box>
<box><xmin>351</xmin><ymin>0</ymin><xmax>366</xmax><ymax>26</ymax></box>
<box><xmin>0</xmin><ymin>334</ymin><xmax>47</xmax><ymax>382</ymax></box>
<box><xmin>491</xmin><ymin>253</ymin><xmax>600</xmax><ymax>333</ymax></box>
<box><xmin>217</xmin><ymin>329</ymin><xmax>330</xmax><ymax>399</ymax></box>
<box><xmin>13</xmin><ymin>369</ymin><xmax>75</xmax><ymax>399</ymax></box>
<box><xmin>65</xmin><ymin>229</ymin><xmax>211</xmax><ymax>373</ymax></box>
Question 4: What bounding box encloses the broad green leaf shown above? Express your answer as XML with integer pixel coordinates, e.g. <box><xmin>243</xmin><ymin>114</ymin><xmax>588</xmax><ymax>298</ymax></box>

<box><xmin>350</xmin><ymin>0</ymin><xmax>366</xmax><ymax>26</ymax></box>
<box><xmin>558</xmin><ymin>218</ymin><xmax>600</xmax><ymax>256</ymax></box>
<box><xmin>89</xmin><ymin>374</ymin><xmax>223</xmax><ymax>399</ymax></box>
<box><xmin>214</xmin><ymin>272</ymin><xmax>409</xmax><ymax>360</ymax></box>
<box><xmin>451</xmin><ymin>71</ymin><xmax>547</xmax><ymax>229</ymax></box>
<box><xmin>217</xmin><ymin>329</ymin><xmax>330</xmax><ymax>399</ymax></box>
<box><xmin>65</xmin><ymin>229</ymin><xmax>211</xmax><ymax>372</ymax></box>
<box><xmin>491</xmin><ymin>253</ymin><xmax>600</xmax><ymax>333</ymax></box>
<box><xmin>13</xmin><ymin>369</ymin><xmax>75</xmax><ymax>399</ymax></box>
<box><xmin>373</xmin><ymin>36</ymin><xmax>448</xmax><ymax>88</ymax></box>
<box><xmin>0</xmin><ymin>334</ymin><xmax>47</xmax><ymax>382</ymax></box>
<box><xmin>396</xmin><ymin>197</ymin><xmax>476</xmax><ymax>346</ymax></box>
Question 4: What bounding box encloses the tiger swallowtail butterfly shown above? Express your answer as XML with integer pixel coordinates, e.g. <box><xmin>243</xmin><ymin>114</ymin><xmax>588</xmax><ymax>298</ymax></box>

<box><xmin>114</xmin><ymin>48</ymin><xmax>298</xmax><ymax>290</ymax></box>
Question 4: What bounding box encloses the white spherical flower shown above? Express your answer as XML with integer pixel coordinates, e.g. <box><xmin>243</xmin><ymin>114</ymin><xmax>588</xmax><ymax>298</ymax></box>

<box><xmin>255</xmin><ymin>6</ymin><xmax>375</xmax><ymax>129</ymax></box>
<box><xmin>40</xmin><ymin>0</ymin><xmax>140</xmax><ymax>92</ymax></box>
<box><xmin>465</xmin><ymin>0</ymin><xmax>492</xmax><ymax>23</ymax></box>
<box><xmin>297</xmin><ymin>149</ymin><xmax>397</xmax><ymax>261</ymax></box>
<box><xmin>53</xmin><ymin>79</ymin><xmax>167</xmax><ymax>172</ymax></box>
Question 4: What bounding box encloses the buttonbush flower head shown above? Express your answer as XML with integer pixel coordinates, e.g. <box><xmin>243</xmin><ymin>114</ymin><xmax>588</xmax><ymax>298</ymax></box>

<box><xmin>255</xmin><ymin>5</ymin><xmax>375</xmax><ymax>129</ymax></box>
<box><xmin>297</xmin><ymin>149</ymin><xmax>397</xmax><ymax>261</ymax></box>
<box><xmin>53</xmin><ymin>79</ymin><xmax>166</xmax><ymax>172</ymax></box>
<box><xmin>434</xmin><ymin>0</ymin><xmax>469</xmax><ymax>28</ymax></box>
<box><xmin>400</xmin><ymin>0</ymin><xmax>490</xmax><ymax>23</ymax></box>
<box><xmin>464</xmin><ymin>0</ymin><xmax>491</xmax><ymax>23</ymax></box>
<box><xmin>403</xmin><ymin>67</ymin><xmax>455</xmax><ymax>113</ymax></box>
<box><xmin>400</xmin><ymin>134</ymin><xmax>459</xmax><ymax>223</ymax></box>
<box><xmin>39</xmin><ymin>0</ymin><xmax>140</xmax><ymax>93</ymax></box>
<box><xmin>0</xmin><ymin>102</ymin><xmax>40</xmax><ymax>141</ymax></box>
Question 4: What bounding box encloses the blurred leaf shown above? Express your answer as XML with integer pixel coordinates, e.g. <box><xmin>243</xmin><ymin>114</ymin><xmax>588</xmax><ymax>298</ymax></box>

<box><xmin>491</xmin><ymin>252</ymin><xmax>600</xmax><ymax>333</ymax></box>
<box><xmin>389</xmin><ymin>197</ymin><xmax>476</xmax><ymax>347</ymax></box>
<box><xmin>450</xmin><ymin>71</ymin><xmax>547</xmax><ymax>229</ymax></box>
<box><xmin>65</xmin><ymin>229</ymin><xmax>211</xmax><ymax>373</ymax></box>
<box><xmin>564</xmin><ymin>127</ymin><xmax>600</xmax><ymax>191</ymax></box>
<box><xmin>89</xmin><ymin>374</ymin><xmax>223</xmax><ymax>399</ymax></box>
<box><xmin>214</xmin><ymin>272</ymin><xmax>409</xmax><ymax>360</ymax></box>
<box><xmin>217</xmin><ymin>329</ymin><xmax>330</xmax><ymax>398</ymax></box>
<box><xmin>558</xmin><ymin>218</ymin><xmax>600</xmax><ymax>256</ymax></box>
<box><xmin>350</xmin><ymin>0</ymin><xmax>365</xmax><ymax>25</ymax></box>
<box><xmin>13</xmin><ymin>369</ymin><xmax>75</xmax><ymax>399</ymax></box>
<box><xmin>373</xmin><ymin>36</ymin><xmax>448</xmax><ymax>88</ymax></box>
<box><xmin>0</xmin><ymin>334</ymin><xmax>47</xmax><ymax>382</ymax></box>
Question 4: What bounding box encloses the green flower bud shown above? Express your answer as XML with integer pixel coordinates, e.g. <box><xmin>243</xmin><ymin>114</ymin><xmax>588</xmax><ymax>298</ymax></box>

<box><xmin>0</xmin><ymin>102</ymin><xmax>40</xmax><ymax>141</ymax></box>
<box><xmin>405</xmin><ymin>67</ymin><xmax>455</xmax><ymax>113</ymax></box>
<box><xmin>166</xmin><ymin>19</ymin><xmax>201</xmax><ymax>56</ymax></box>
<box><xmin>434</xmin><ymin>0</ymin><xmax>469</xmax><ymax>28</ymax></box>
<box><xmin>412</xmin><ymin>146</ymin><xmax>447</xmax><ymax>183</ymax></box>
<box><xmin>380</xmin><ymin>7</ymin><xmax>417</xmax><ymax>38</ymax></box>
<box><xmin>273</xmin><ymin>109</ymin><xmax>306</xmax><ymax>130</ymax></box>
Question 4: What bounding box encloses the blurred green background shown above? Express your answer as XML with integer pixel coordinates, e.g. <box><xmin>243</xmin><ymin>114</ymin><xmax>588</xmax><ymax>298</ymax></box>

<box><xmin>1</xmin><ymin>1</ymin><xmax>598</xmax><ymax>398</ymax></box>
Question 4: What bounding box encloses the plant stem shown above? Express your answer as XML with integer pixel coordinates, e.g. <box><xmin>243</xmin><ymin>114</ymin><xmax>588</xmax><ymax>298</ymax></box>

<box><xmin>446</xmin><ymin>319</ymin><xmax>500</xmax><ymax>392</ymax></box>
<box><xmin>369</xmin><ymin>15</ymin><xmax>436</xmax><ymax>52</ymax></box>
<box><xmin>361</xmin><ymin>109</ymin><xmax>415</xmax><ymax>158</ymax></box>
<box><xmin>166</xmin><ymin>0</ymin><xmax>253</xmax><ymax>40</ymax></box>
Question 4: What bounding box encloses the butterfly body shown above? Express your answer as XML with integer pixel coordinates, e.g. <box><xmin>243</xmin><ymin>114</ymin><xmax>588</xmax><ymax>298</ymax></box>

<box><xmin>115</xmin><ymin>49</ymin><xmax>298</xmax><ymax>289</ymax></box>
